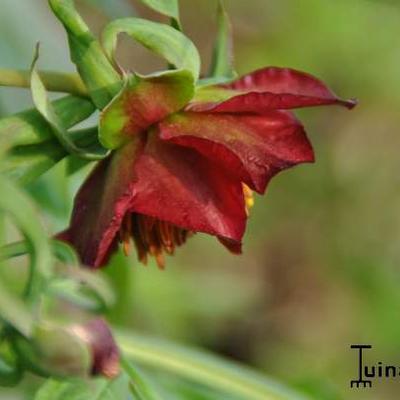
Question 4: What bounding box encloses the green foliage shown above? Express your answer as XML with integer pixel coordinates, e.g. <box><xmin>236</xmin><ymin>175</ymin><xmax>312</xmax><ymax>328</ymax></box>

<box><xmin>101</xmin><ymin>18</ymin><xmax>200</xmax><ymax>80</ymax></box>
<box><xmin>35</xmin><ymin>375</ymin><xmax>131</xmax><ymax>400</ymax></box>
<box><xmin>209</xmin><ymin>1</ymin><xmax>236</xmax><ymax>80</ymax></box>
<box><xmin>30</xmin><ymin>47</ymin><xmax>108</xmax><ymax>160</ymax></box>
<box><xmin>48</xmin><ymin>0</ymin><xmax>122</xmax><ymax>109</ymax></box>
<box><xmin>139</xmin><ymin>0</ymin><xmax>181</xmax><ymax>27</ymax></box>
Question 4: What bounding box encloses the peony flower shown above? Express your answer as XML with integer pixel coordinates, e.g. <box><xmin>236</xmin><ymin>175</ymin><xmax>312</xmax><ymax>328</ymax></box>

<box><xmin>59</xmin><ymin>67</ymin><xmax>355</xmax><ymax>269</ymax></box>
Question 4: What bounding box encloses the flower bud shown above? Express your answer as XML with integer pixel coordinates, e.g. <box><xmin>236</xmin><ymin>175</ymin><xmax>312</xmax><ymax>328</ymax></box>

<box><xmin>14</xmin><ymin>318</ymin><xmax>119</xmax><ymax>379</ymax></box>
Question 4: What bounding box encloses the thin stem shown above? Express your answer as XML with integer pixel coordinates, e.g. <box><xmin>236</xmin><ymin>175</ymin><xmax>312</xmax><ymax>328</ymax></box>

<box><xmin>0</xmin><ymin>69</ymin><xmax>88</xmax><ymax>97</ymax></box>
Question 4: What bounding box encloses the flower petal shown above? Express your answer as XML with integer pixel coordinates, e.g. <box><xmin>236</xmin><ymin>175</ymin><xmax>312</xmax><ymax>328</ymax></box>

<box><xmin>60</xmin><ymin>139</ymin><xmax>143</xmax><ymax>268</ymax></box>
<box><xmin>61</xmin><ymin>133</ymin><xmax>246</xmax><ymax>268</ymax></box>
<box><xmin>99</xmin><ymin>70</ymin><xmax>195</xmax><ymax>149</ymax></box>
<box><xmin>188</xmin><ymin>67</ymin><xmax>356</xmax><ymax>112</ymax></box>
<box><xmin>159</xmin><ymin>111</ymin><xmax>314</xmax><ymax>193</ymax></box>
<box><xmin>129</xmin><ymin>132</ymin><xmax>247</xmax><ymax>242</ymax></box>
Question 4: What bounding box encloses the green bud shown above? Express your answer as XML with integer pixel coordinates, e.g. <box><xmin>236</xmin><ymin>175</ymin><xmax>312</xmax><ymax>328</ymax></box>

<box><xmin>13</xmin><ymin>319</ymin><xmax>119</xmax><ymax>379</ymax></box>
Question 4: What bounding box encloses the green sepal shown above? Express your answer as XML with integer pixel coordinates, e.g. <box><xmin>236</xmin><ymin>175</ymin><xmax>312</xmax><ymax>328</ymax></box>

<box><xmin>100</xmin><ymin>69</ymin><xmax>195</xmax><ymax>149</ymax></box>
<box><xmin>48</xmin><ymin>0</ymin><xmax>122</xmax><ymax>109</ymax></box>
<box><xmin>209</xmin><ymin>1</ymin><xmax>237</xmax><ymax>80</ymax></box>
<box><xmin>101</xmin><ymin>17</ymin><xmax>200</xmax><ymax>81</ymax></box>
<box><xmin>30</xmin><ymin>47</ymin><xmax>108</xmax><ymax>161</ymax></box>
<box><xmin>138</xmin><ymin>0</ymin><xmax>181</xmax><ymax>30</ymax></box>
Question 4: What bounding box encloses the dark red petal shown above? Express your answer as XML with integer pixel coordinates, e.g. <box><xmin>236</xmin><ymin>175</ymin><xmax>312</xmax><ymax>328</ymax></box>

<box><xmin>61</xmin><ymin>133</ymin><xmax>247</xmax><ymax>268</ymax></box>
<box><xmin>60</xmin><ymin>139</ymin><xmax>143</xmax><ymax>268</ymax></box>
<box><xmin>187</xmin><ymin>67</ymin><xmax>356</xmax><ymax>112</ymax></box>
<box><xmin>129</xmin><ymin>132</ymin><xmax>247</xmax><ymax>242</ymax></box>
<box><xmin>159</xmin><ymin>111</ymin><xmax>314</xmax><ymax>194</ymax></box>
<box><xmin>218</xmin><ymin>237</ymin><xmax>242</xmax><ymax>254</ymax></box>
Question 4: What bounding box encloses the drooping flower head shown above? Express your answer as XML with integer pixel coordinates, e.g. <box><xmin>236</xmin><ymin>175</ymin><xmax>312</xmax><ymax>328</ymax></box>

<box><xmin>52</xmin><ymin>0</ymin><xmax>356</xmax><ymax>269</ymax></box>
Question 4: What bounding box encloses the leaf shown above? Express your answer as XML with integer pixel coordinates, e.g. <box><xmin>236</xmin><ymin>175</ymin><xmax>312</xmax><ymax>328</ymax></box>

<box><xmin>101</xmin><ymin>18</ymin><xmax>200</xmax><ymax>80</ymax></box>
<box><xmin>0</xmin><ymin>176</ymin><xmax>53</xmax><ymax>306</ymax></box>
<box><xmin>48</xmin><ymin>0</ymin><xmax>122</xmax><ymax>109</ymax></box>
<box><xmin>121</xmin><ymin>357</ymin><xmax>162</xmax><ymax>400</ymax></box>
<box><xmin>0</xmin><ymin>95</ymin><xmax>95</xmax><ymax>153</ymax></box>
<box><xmin>30</xmin><ymin>47</ymin><xmax>108</xmax><ymax>160</ymax></box>
<box><xmin>138</xmin><ymin>0</ymin><xmax>181</xmax><ymax>28</ymax></box>
<box><xmin>35</xmin><ymin>375</ymin><xmax>130</xmax><ymax>400</ymax></box>
<box><xmin>0</xmin><ymin>127</ymin><xmax>100</xmax><ymax>185</ymax></box>
<box><xmin>117</xmin><ymin>330</ymin><xmax>310</xmax><ymax>400</ymax></box>
<box><xmin>0</xmin><ymin>278</ymin><xmax>33</xmax><ymax>337</ymax></box>
<box><xmin>209</xmin><ymin>1</ymin><xmax>236</xmax><ymax>79</ymax></box>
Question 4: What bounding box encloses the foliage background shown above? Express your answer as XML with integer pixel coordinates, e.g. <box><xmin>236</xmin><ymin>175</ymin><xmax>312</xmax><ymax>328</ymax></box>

<box><xmin>1</xmin><ymin>0</ymin><xmax>399</xmax><ymax>399</ymax></box>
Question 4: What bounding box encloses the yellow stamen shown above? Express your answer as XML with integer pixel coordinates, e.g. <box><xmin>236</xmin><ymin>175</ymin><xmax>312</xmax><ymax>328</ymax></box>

<box><xmin>242</xmin><ymin>183</ymin><xmax>254</xmax><ymax>216</ymax></box>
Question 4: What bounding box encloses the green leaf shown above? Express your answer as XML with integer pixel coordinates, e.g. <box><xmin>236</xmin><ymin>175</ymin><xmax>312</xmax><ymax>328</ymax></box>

<box><xmin>117</xmin><ymin>331</ymin><xmax>310</xmax><ymax>400</ymax></box>
<box><xmin>48</xmin><ymin>0</ymin><xmax>122</xmax><ymax>109</ymax></box>
<box><xmin>138</xmin><ymin>0</ymin><xmax>181</xmax><ymax>28</ymax></box>
<box><xmin>35</xmin><ymin>375</ymin><xmax>130</xmax><ymax>400</ymax></box>
<box><xmin>0</xmin><ymin>176</ymin><xmax>52</xmax><ymax>306</ymax></box>
<box><xmin>0</xmin><ymin>127</ymin><xmax>100</xmax><ymax>185</ymax></box>
<box><xmin>30</xmin><ymin>47</ymin><xmax>108</xmax><ymax>160</ymax></box>
<box><xmin>0</xmin><ymin>279</ymin><xmax>33</xmax><ymax>337</ymax></box>
<box><xmin>0</xmin><ymin>95</ymin><xmax>95</xmax><ymax>153</ymax></box>
<box><xmin>49</xmin><ymin>266</ymin><xmax>116</xmax><ymax>311</ymax></box>
<box><xmin>101</xmin><ymin>18</ymin><xmax>200</xmax><ymax>80</ymax></box>
<box><xmin>209</xmin><ymin>1</ymin><xmax>236</xmax><ymax>79</ymax></box>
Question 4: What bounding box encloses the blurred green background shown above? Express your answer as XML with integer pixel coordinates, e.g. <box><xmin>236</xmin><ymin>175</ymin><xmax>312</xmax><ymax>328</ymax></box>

<box><xmin>1</xmin><ymin>0</ymin><xmax>400</xmax><ymax>399</ymax></box>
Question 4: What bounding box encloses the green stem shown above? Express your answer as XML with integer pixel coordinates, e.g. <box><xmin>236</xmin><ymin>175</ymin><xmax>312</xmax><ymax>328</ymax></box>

<box><xmin>0</xmin><ymin>240</ymin><xmax>79</xmax><ymax>266</ymax></box>
<box><xmin>0</xmin><ymin>241</ymin><xmax>27</xmax><ymax>260</ymax></box>
<box><xmin>116</xmin><ymin>331</ymin><xmax>308</xmax><ymax>400</ymax></box>
<box><xmin>0</xmin><ymin>69</ymin><xmax>88</xmax><ymax>97</ymax></box>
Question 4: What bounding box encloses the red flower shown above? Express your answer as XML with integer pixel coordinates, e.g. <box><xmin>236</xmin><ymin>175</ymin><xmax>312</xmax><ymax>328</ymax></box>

<box><xmin>60</xmin><ymin>67</ymin><xmax>356</xmax><ymax>269</ymax></box>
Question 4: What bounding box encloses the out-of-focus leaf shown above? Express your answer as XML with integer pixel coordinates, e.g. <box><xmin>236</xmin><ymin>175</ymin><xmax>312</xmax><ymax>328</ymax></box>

<box><xmin>209</xmin><ymin>1</ymin><xmax>236</xmax><ymax>80</ymax></box>
<box><xmin>138</xmin><ymin>0</ymin><xmax>180</xmax><ymax>28</ymax></box>
<box><xmin>0</xmin><ymin>95</ymin><xmax>95</xmax><ymax>154</ymax></box>
<box><xmin>0</xmin><ymin>127</ymin><xmax>99</xmax><ymax>185</ymax></box>
<box><xmin>49</xmin><ymin>266</ymin><xmax>116</xmax><ymax>311</ymax></box>
<box><xmin>0</xmin><ymin>175</ymin><xmax>52</xmax><ymax>304</ymax></box>
<box><xmin>0</xmin><ymin>355</ymin><xmax>23</xmax><ymax>387</ymax></box>
<box><xmin>49</xmin><ymin>0</ymin><xmax>122</xmax><ymax>109</ymax></box>
<box><xmin>0</xmin><ymin>279</ymin><xmax>33</xmax><ymax>337</ymax></box>
<box><xmin>121</xmin><ymin>357</ymin><xmax>162</xmax><ymax>400</ymax></box>
<box><xmin>30</xmin><ymin>48</ymin><xmax>108</xmax><ymax>160</ymax></box>
<box><xmin>0</xmin><ymin>239</ymin><xmax>79</xmax><ymax>266</ymax></box>
<box><xmin>35</xmin><ymin>375</ymin><xmax>130</xmax><ymax>400</ymax></box>
<box><xmin>102</xmin><ymin>18</ymin><xmax>200</xmax><ymax>80</ymax></box>
<box><xmin>117</xmin><ymin>331</ymin><xmax>310</xmax><ymax>400</ymax></box>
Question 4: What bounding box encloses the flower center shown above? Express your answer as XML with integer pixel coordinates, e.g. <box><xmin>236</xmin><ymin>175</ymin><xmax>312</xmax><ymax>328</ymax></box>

<box><xmin>119</xmin><ymin>213</ymin><xmax>192</xmax><ymax>269</ymax></box>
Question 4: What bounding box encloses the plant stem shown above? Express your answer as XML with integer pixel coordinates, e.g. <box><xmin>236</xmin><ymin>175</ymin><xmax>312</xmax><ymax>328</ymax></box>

<box><xmin>0</xmin><ymin>241</ymin><xmax>28</xmax><ymax>261</ymax></box>
<box><xmin>0</xmin><ymin>69</ymin><xmax>88</xmax><ymax>97</ymax></box>
<box><xmin>116</xmin><ymin>331</ymin><xmax>308</xmax><ymax>400</ymax></box>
